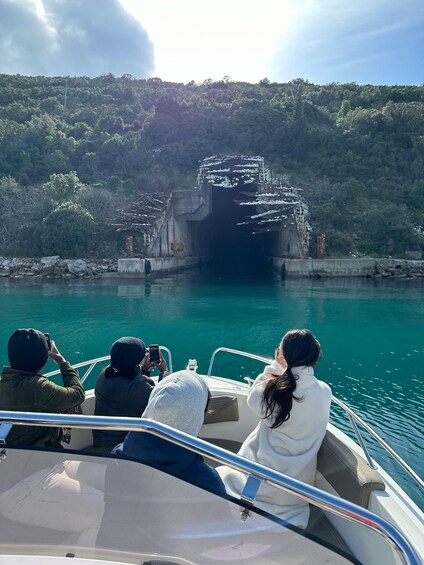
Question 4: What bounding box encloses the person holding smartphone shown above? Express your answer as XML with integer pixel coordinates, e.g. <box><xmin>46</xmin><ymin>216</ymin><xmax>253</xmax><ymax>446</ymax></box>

<box><xmin>93</xmin><ymin>336</ymin><xmax>168</xmax><ymax>451</ymax></box>
<box><xmin>0</xmin><ymin>328</ymin><xmax>85</xmax><ymax>447</ymax></box>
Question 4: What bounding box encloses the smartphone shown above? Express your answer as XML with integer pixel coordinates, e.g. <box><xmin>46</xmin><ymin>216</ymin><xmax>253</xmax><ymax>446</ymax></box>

<box><xmin>149</xmin><ymin>344</ymin><xmax>160</xmax><ymax>364</ymax></box>
<box><xmin>44</xmin><ymin>333</ymin><xmax>51</xmax><ymax>351</ymax></box>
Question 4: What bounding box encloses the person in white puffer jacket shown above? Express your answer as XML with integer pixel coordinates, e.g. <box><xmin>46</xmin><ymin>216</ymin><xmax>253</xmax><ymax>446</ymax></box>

<box><xmin>217</xmin><ymin>329</ymin><xmax>332</xmax><ymax>528</ymax></box>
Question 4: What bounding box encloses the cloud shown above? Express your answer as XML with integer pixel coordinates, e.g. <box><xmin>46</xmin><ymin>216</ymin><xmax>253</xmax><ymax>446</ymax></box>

<box><xmin>0</xmin><ymin>0</ymin><xmax>154</xmax><ymax>77</ymax></box>
<box><xmin>269</xmin><ymin>0</ymin><xmax>424</xmax><ymax>85</ymax></box>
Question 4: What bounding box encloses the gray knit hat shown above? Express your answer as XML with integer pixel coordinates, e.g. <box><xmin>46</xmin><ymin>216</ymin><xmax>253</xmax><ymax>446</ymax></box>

<box><xmin>8</xmin><ymin>328</ymin><xmax>49</xmax><ymax>372</ymax></box>
<box><xmin>142</xmin><ymin>371</ymin><xmax>209</xmax><ymax>436</ymax></box>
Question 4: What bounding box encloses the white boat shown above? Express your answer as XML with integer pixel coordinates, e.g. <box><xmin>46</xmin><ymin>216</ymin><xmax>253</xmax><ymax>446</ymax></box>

<box><xmin>0</xmin><ymin>347</ymin><xmax>422</xmax><ymax>565</ymax></box>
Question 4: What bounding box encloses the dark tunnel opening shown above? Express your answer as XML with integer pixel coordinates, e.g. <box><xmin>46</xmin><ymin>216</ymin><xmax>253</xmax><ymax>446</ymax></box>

<box><xmin>188</xmin><ymin>187</ymin><xmax>280</xmax><ymax>275</ymax></box>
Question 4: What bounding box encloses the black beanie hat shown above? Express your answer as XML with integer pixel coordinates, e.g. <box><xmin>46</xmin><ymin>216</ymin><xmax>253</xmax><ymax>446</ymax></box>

<box><xmin>8</xmin><ymin>328</ymin><xmax>49</xmax><ymax>372</ymax></box>
<box><xmin>110</xmin><ymin>337</ymin><xmax>146</xmax><ymax>371</ymax></box>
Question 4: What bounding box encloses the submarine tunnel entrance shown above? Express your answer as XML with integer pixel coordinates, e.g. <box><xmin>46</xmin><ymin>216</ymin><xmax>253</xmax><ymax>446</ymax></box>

<box><xmin>188</xmin><ymin>186</ymin><xmax>280</xmax><ymax>271</ymax></box>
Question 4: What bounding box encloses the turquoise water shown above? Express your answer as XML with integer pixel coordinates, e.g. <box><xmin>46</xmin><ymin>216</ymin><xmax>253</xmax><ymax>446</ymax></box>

<box><xmin>0</xmin><ymin>269</ymin><xmax>423</xmax><ymax>507</ymax></box>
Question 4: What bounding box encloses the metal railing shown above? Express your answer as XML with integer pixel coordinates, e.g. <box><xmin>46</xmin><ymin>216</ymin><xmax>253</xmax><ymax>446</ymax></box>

<box><xmin>207</xmin><ymin>347</ymin><xmax>424</xmax><ymax>492</ymax></box>
<box><xmin>0</xmin><ymin>411</ymin><xmax>420</xmax><ymax>565</ymax></box>
<box><xmin>43</xmin><ymin>346</ymin><xmax>173</xmax><ymax>385</ymax></box>
<box><xmin>41</xmin><ymin>346</ymin><xmax>423</xmax><ymax>492</ymax></box>
<box><xmin>331</xmin><ymin>396</ymin><xmax>424</xmax><ymax>490</ymax></box>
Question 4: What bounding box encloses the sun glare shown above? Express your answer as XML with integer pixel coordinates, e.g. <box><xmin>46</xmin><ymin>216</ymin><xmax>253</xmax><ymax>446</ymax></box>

<box><xmin>35</xmin><ymin>0</ymin><xmax>60</xmax><ymax>49</ymax></box>
<box><xmin>119</xmin><ymin>0</ymin><xmax>297</xmax><ymax>82</ymax></box>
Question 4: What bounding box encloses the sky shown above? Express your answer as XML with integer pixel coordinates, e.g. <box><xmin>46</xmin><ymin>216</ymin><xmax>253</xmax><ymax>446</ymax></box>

<box><xmin>0</xmin><ymin>0</ymin><xmax>423</xmax><ymax>85</ymax></box>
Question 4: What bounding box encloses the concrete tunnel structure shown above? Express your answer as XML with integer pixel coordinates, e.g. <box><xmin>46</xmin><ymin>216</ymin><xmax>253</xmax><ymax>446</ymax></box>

<box><xmin>147</xmin><ymin>156</ymin><xmax>311</xmax><ymax>266</ymax></box>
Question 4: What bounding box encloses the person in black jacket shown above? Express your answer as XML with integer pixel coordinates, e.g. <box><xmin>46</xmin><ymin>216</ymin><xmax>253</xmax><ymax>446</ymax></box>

<box><xmin>92</xmin><ymin>336</ymin><xmax>167</xmax><ymax>451</ymax></box>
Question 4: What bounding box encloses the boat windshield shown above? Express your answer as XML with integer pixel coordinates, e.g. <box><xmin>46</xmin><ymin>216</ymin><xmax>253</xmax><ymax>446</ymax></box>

<box><xmin>0</xmin><ymin>446</ymin><xmax>406</xmax><ymax>565</ymax></box>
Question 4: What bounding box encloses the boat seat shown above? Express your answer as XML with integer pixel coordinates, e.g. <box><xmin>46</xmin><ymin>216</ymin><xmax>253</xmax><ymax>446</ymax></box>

<box><xmin>204</xmin><ymin>437</ymin><xmax>353</xmax><ymax>559</ymax></box>
<box><xmin>306</xmin><ymin>505</ymin><xmax>353</xmax><ymax>558</ymax></box>
<box><xmin>317</xmin><ymin>429</ymin><xmax>385</xmax><ymax>508</ymax></box>
<box><xmin>80</xmin><ymin>395</ymin><xmax>240</xmax><ymax>453</ymax></box>
<box><xmin>204</xmin><ymin>395</ymin><xmax>239</xmax><ymax>424</ymax></box>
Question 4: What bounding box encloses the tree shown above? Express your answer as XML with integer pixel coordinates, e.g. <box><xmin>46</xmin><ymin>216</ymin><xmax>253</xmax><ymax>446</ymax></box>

<box><xmin>43</xmin><ymin>172</ymin><xmax>84</xmax><ymax>202</ymax></box>
<box><xmin>358</xmin><ymin>203</ymin><xmax>422</xmax><ymax>256</ymax></box>
<box><xmin>0</xmin><ymin>176</ymin><xmax>22</xmax><ymax>253</ymax></box>
<box><xmin>42</xmin><ymin>202</ymin><xmax>94</xmax><ymax>257</ymax></box>
<box><xmin>44</xmin><ymin>149</ymin><xmax>71</xmax><ymax>174</ymax></box>
<box><xmin>76</xmin><ymin>186</ymin><xmax>119</xmax><ymax>224</ymax></box>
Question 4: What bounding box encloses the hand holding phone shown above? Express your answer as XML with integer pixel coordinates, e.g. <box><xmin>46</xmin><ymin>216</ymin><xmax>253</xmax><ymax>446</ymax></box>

<box><xmin>149</xmin><ymin>344</ymin><xmax>161</xmax><ymax>364</ymax></box>
<box><xmin>142</xmin><ymin>344</ymin><xmax>167</xmax><ymax>375</ymax></box>
<box><xmin>44</xmin><ymin>333</ymin><xmax>51</xmax><ymax>351</ymax></box>
<box><xmin>48</xmin><ymin>340</ymin><xmax>66</xmax><ymax>366</ymax></box>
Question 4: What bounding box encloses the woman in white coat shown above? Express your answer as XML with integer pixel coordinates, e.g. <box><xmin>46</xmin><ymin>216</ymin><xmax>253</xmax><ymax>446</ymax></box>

<box><xmin>217</xmin><ymin>329</ymin><xmax>331</xmax><ymax>528</ymax></box>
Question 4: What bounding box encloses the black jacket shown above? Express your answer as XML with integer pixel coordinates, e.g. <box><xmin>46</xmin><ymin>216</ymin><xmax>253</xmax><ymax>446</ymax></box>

<box><xmin>93</xmin><ymin>367</ymin><xmax>154</xmax><ymax>449</ymax></box>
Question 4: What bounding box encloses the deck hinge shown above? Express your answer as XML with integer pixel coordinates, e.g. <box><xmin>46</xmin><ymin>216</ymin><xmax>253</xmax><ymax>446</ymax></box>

<box><xmin>187</xmin><ymin>359</ymin><xmax>198</xmax><ymax>371</ymax></box>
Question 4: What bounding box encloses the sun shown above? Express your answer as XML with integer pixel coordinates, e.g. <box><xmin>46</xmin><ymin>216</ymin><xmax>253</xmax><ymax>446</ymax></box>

<box><xmin>119</xmin><ymin>0</ymin><xmax>297</xmax><ymax>83</ymax></box>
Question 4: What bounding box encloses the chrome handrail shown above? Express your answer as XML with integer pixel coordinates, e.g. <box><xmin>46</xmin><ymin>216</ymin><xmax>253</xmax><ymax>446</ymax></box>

<box><xmin>206</xmin><ymin>347</ymin><xmax>424</xmax><ymax>492</ymax></box>
<box><xmin>207</xmin><ymin>346</ymin><xmax>270</xmax><ymax>377</ymax></box>
<box><xmin>0</xmin><ymin>410</ymin><xmax>420</xmax><ymax>565</ymax></box>
<box><xmin>43</xmin><ymin>356</ymin><xmax>110</xmax><ymax>383</ymax></box>
<box><xmin>331</xmin><ymin>396</ymin><xmax>424</xmax><ymax>491</ymax></box>
<box><xmin>42</xmin><ymin>345</ymin><xmax>424</xmax><ymax>492</ymax></box>
<box><xmin>43</xmin><ymin>346</ymin><xmax>173</xmax><ymax>384</ymax></box>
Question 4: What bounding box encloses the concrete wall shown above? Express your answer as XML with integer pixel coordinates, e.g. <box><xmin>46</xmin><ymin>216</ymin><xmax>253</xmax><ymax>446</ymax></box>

<box><xmin>148</xmin><ymin>188</ymin><xmax>211</xmax><ymax>259</ymax></box>
<box><xmin>273</xmin><ymin>258</ymin><xmax>424</xmax><ymax>278</ymax></box>
<box><xmin>117</xmin><ymin>258</ymin><xmax>145</xmax><ymax>274</ymax></box>
<box><xmin>149</xmin><ymin>215</ymin><xmax>197</xmax><ymax>258</ymax></box>
<box><xmin>172</xmin><ymin>188</ymin><xmax>211</xmax><ymax>220</ymax></box>
<box><xmin>118</xmin><ymin>257</ymin><xmax>202</xmax><ymax>277</ymax></box>
<box><xmin>147</xmin><ymin>257</ymin><xmax>201</xmax><ymax>273</ymax></box>
<box><xmin>282</xmin><ymin>258</ymin><xmax>376</xmax><ymax>277</ymax></box>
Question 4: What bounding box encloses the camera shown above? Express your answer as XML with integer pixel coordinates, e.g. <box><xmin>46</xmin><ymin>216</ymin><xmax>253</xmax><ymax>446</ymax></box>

<box><xmin>44</xmin><ymin>333</ymin><xmax>51</xmax><ymax>351</ymax></box>
<box><xmin>149</xmin><ymin>344</ymin><xmax>160</xmax><ymax>364</ymax></box>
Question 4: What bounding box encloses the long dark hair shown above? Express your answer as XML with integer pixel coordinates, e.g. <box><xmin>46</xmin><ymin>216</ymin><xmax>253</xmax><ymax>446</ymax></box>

<box><xmin>262</xmin><ymin>329</ymin><xmax>322</xmax><ymax>429</ymax></box>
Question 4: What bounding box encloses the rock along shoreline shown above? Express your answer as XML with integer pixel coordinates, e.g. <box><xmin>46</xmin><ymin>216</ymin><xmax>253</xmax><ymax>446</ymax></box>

<box><xmin>0</xmin><ymin>257</ymin><xmax>118</xmax><ymax>279</ymax></box>
<box><xmin>1</xmin><ymin>256</ymin><xmax>424</xmax><ymax>280</ymax></box>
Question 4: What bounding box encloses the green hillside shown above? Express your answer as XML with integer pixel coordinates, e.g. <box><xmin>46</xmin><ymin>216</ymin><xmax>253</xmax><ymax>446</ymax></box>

<box><xmin>0</xmin><ymin>74</ymin><xmax>423</xmax><ymax>258</ymax></box>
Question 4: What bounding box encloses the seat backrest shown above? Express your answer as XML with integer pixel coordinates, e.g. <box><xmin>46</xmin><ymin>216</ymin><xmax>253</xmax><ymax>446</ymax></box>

<box><xmin>204</xmin><ymin>395</ymin><xmax>239</xmax><ymax>425</ymax></box>
<box><xmin>317</xmin><ymin>429</ymin><xmax>385</xmax><ymax>508</ymax></box>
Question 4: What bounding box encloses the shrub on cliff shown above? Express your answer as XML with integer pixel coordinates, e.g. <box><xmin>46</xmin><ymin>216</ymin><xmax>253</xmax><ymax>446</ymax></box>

<box><xmin>42</xmin><ymin>202</ymin><xmax>94</xmax><ymax>257</ymax></box>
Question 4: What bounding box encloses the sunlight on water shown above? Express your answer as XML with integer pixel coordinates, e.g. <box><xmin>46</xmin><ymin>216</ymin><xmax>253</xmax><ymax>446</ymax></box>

<box><xmin>0</xmin><ymin>271</ymin><xmax>423</xmax><ymax>507</ymax></box>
